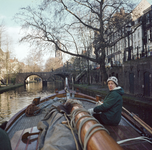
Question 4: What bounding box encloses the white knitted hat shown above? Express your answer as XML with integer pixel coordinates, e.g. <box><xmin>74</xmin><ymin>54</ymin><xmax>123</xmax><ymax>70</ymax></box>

<box><xmin>107</xmin><ymin>76</ymin><xmax>118</xmax><ymax>85</ymax></box>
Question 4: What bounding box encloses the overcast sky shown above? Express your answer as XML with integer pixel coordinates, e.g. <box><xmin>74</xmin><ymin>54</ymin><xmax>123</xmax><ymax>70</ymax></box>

<box><xmin>0</xmin><ymin>0</ymin><xmax>46</xmax><ymax>63</ymax></box>
<box><xmin>0</xmin><ymin>0</ymin><xmax>152</xmax><ymax>63</ymax></box>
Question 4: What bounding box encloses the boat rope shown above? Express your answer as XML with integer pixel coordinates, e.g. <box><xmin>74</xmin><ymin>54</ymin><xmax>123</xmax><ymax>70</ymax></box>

<box><xmin>83</xmin><ymin>124</ymin><xmax>109</xmax><ymax>150</ymax></box>
<box><xmin>117</xmin><ymin>136</ymin><xmax>152</xmax><ymax>145</ymax></box>
<box><xmin>63</xmin><ymin>113</ymin><xmax>80</xmax><ymax>150</ymax></box>
<box><xmin>78</xmin><ymin>117</ymin><xmax>109</xmax><ymax>150</ymax></box>
<box><xmin>75</xmin><ymin>115</ymin><xmax>91</xmax><ymax>129</ymax></box>
<box><xmin>69</xmin><ymin>108</ymin><xmax>109</xmax><ymax>150</ymax></box>
<box><xmin>69</xmin><ymin>108</ymin><xmax>89</xmax><ymax>129</ymax></box>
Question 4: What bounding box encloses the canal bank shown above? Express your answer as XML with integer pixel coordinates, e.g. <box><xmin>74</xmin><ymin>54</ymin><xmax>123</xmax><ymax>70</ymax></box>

<box><xmin>0</xmin><ymin>84</ymin><xmax>24</xmax><ymax>93</ymax></box>
<box><xmin>72</xmin><ymin>84</ymin><xmax>152</xmax><ymax>108</ymax></box>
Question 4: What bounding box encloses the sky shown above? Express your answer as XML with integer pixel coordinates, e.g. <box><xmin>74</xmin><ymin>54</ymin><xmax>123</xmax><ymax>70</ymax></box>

<box><xmin>0</xmin><ymin>0</ymin><xmax>47</xmax><ymax>63</ymax></box>
<box><xmin>0</xmin><ymin>0</ymin><xmax>152</xmax><ymax>63</ymax></box>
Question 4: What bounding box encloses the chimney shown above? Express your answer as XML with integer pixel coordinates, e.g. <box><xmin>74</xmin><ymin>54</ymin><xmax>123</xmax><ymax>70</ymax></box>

<box><xmin>120</xmin><ymin>7</ymin><xmax>125</xmax><ymax>15</ymax></box>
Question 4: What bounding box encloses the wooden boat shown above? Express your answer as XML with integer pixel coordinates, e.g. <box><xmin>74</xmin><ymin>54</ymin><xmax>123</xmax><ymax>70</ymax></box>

<box><xmin>4</xmin><ymin>78</ymin><xmax>152</xmax><ymax>150</ymax></box>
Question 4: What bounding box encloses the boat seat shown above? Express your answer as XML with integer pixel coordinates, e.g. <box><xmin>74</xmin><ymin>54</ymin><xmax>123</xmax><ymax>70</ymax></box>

<box><xmin>11</xmin><ymin>126</ymin><xmax>39</xmax><ymax>150</ymax></box>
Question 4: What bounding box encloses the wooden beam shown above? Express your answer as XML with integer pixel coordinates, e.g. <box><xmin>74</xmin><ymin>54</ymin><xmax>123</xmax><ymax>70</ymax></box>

<box><xmin>71</xmin><ymin>105</ymin><xmax>124</xmax><ymax>150</ymax></box>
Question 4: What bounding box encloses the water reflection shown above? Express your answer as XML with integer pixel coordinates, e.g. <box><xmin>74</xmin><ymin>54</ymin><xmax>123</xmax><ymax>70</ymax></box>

<box><xmin>0</xmin><ymin>81</ymin><xmax>64</xmax><ymax>125</ymax></box>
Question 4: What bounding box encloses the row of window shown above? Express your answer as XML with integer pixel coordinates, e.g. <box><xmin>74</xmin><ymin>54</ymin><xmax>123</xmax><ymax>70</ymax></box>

<box><xmin>105</xmin><ymin>8</ymin><xmax>152</xmax><ymax>65</ymax></box>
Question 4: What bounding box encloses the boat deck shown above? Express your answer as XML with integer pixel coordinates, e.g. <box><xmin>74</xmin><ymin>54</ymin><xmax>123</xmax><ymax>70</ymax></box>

<box><xmin>8</xmin><ymin>98</ymin><xmax>152</xmax><ymax>150</ymax></box>
<box><xmin>106</xmin><ymin>120</ymin><xmax>152</xmax><ymax>150</ymax></box>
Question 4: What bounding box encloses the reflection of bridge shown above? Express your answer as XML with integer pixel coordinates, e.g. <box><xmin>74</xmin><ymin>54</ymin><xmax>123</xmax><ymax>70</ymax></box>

<box><xmin>16</xmin><ymin>71</ymin><xmax>70</xmax><ymax>86</ymax></box>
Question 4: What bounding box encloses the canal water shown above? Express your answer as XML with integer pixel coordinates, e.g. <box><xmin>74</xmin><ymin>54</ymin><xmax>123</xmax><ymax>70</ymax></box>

<box><xmin>0</xmin><ymin>81</ymin><xmax>152</xmax><ymax>128</ymax></box>
<box><xmin>0</xmin><ymin>81</ymin><xmax>64</xmax><ymax>125</ymax></box>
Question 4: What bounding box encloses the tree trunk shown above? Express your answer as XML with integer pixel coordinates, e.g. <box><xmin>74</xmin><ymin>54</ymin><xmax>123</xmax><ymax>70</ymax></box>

<box><xmin>87</xmin><ymin>59</ymin><xmax>90</xmax><ymax>85</ymax></box>
<box><xmin>100</xmin><ymin>59</ymin><xmax>108</xmax><ymax>86</ymax></box>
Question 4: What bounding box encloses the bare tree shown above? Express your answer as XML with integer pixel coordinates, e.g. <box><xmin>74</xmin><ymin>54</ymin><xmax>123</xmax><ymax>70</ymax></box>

<box><xmin>4</xmin><ymin>35</ymin><xmax>14</xmax><ymax>85</ymax></box>
<box><xmin>44</xmin><ymin>57</ymin><xmax>63</xmax><ymax>72</ymax></box>
<box><xmin>0</xmin><ymin>21</ymin><xmax>6</xmax><ymax>87</ymax></box>
<box><xmin>24</xmin><ymin>50</ymin><xmax>43</xmax><ymax>72</ymax></box>
<box><xmin>14</xmin><ymin>0</ymin><xmax>136</xmax><ymax>84</ymax></box>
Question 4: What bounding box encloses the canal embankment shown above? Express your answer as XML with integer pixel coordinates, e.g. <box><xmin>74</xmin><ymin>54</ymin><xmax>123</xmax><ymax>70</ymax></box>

<box><xmin>0</xmin><ymin>84</ymin><xmax>24</xmax><ymax>93</ymax></box>
<box><xmin>72</xmin><ymin>84</ymin><xmax>152</xmax><ymax>108</ymax></box>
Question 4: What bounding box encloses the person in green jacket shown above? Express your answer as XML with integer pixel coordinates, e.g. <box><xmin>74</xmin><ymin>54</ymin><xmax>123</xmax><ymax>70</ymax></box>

<box><xmin>88</xmin><ymin>76</ymin><xmax>124</xmax><ymax>126</ymax></box>
<box><xmin>0</xmin><ymin>121</ymin><xmax>12</xmax><ymax>150</ymax></box>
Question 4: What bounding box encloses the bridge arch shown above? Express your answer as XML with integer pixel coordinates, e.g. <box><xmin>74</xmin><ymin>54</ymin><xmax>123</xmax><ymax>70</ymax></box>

<box><xmin>16</xmin><ymin>72</ymin><xmax>54</xmax><ymax>84</ymax></box>
<box><xmin>15</xmin><ymin>72</ymin><xmax>67</xmax><ymax>86</ymax></box>
<box><xmin>24</xmin><ymin>74</ymin><xmax>43</xmax><ymax>84</ymax></box>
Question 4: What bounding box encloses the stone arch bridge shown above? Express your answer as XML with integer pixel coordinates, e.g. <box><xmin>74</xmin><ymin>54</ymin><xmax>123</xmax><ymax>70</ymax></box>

<box><xmin>15</xmin><ymin>71</ymin><xmax>70</xmax><ymax>86</ymax></box>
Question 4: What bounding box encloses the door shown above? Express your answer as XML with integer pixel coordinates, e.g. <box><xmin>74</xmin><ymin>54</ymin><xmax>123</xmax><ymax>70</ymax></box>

<box><xmin>129</xmin><ymin>73</ymin><xmax>134</xmax><ymax>94</ymax></box>
<box><xmin>144</xmin><ymin>72</ymin><xmax>150</xmax><ymax>96</ymax></box>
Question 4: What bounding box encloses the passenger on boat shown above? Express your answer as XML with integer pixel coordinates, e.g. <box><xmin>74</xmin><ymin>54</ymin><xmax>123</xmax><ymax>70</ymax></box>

<box><xmin>88</xmin><ymin>76</ymin><xmax>124</xmax><ymax>126</ymax></box>
<box><xmin>0</xmin><ymin>122</ymin><xmax>12</xmax><ymax>150</ymax></box>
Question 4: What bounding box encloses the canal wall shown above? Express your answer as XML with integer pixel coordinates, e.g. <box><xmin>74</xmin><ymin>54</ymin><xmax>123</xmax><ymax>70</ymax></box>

<box><xmin>76</xmin><ymin>56</ymin><xmax>152</xmax><ymax>98</ymax></box>
<box><xmin>0</xmin><ymin>84</ymin><xmax>24</xmax><ymax>93</ymax></box>
<box><xmin>72</xmin><ymin>84</ymin><xmax>152</xmax><ymax>109</ymax></box>
<box><xmin>107</xmin><ymin>56</ymin><xmax>152</xmax><ymax>98</ymax></box>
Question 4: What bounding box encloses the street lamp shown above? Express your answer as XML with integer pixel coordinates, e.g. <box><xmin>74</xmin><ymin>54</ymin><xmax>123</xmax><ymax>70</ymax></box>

<box><xmin>126</xmin><ymin>25</ymin><xmax>131</xmax><ymax>60</ymax></box>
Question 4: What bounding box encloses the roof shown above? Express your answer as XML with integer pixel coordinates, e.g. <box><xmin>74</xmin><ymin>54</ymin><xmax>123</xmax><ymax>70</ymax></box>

<box><xmin>131</xmin><ymin>0</ymin><xmax>151</xmax><ymax>21</ymax></box>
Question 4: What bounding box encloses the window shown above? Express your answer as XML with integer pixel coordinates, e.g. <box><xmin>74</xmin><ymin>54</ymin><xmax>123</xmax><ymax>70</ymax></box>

<box><xmin>122</xmin><ymin>28</ymin><xmax>124</xmax><ymax>36</ymax></box>
<box><xmin>150</xmin><ymin>10</ymin><xmax>152</xmax><ymax>23</ymax></box>
<box><xmin>146</xmin><ymin>13</ymin><xmax>150</xmax><ymax>24</ymax></box>
<box><xmin>138</xmin><ymin>29</ymin><xmax>140</xmax><ymax>38</ymax></box>
<box><xmin>134</xmin><ymin>42</ymin><xmax>136</xmax><ymax>53</ymax></box>
<box><xmin>147</xmin><ymin>30</ymin><xmax>150</xmax><ymax>43</ymax></box>
<box><xmin>138</xmin><ymin>41</ymin><xmax>140</xmax><ymax>49</ymax></box>
<box><xmin>134</xmin><ymin>33</ymin><xmax>136</xmax><ymax>40</ymax></box>
<box><xmin>150</xmin><ymin>28</ymin><xmax>152</xmax><ymax>42</ymax></box>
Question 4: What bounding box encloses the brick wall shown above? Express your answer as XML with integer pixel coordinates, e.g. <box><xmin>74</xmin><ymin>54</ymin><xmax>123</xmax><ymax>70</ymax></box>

<box><xmin>106</xmin><ymin>56</ymin><xmax>152</xmax><ymax>97</ymax></box>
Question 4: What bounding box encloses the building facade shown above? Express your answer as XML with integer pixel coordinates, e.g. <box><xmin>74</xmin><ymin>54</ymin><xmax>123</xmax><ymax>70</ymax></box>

<box><xmin>104</xmin><ymin>0</ymin><xmax>152</xmax><ymax>97</ymax></box>
<box><xmin>105</xmin><ymin>0</ymin><xmax>152</xmax><ymax>67</ymax></box>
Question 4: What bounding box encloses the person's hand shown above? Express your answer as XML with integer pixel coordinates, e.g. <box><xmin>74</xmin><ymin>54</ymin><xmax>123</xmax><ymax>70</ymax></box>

<box><xmin>96</xmin><ymin>101</ymin><xmax>103</xmax><ymax>106</ymax></box>
<box><xmin>88</xmin><ymin>108</ymin><xmax>95</xmax><ymax>115</ymax></box>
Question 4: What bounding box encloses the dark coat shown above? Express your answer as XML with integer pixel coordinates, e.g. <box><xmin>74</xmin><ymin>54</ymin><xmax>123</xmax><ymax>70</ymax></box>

<box><xmin>0</xmin><ymin>128</ymin><xmax>12</xmax><ymax>150</ymax></box>
<box><xmin>93</xmin><ymin>87</ymin><xmax>124</xmax><ymax>125</ymax></box>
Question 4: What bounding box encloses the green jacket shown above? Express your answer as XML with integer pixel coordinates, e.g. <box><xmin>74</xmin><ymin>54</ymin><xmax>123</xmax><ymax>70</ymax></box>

<box><xmin>94</xmin><ymin>87</ymin><xmax>124</xmax><ymax>125</ymax></box>
<box><xmin>0</xmin><ymin>128</ymin><xmax>12</xmax><ymax>150</ymax></box>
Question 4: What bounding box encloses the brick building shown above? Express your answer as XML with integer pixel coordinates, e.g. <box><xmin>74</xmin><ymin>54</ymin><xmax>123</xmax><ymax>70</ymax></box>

<box><xmin>106</xmin><ymin>57</ymin><xmax>152</xmax><ymax>97</ymax></box>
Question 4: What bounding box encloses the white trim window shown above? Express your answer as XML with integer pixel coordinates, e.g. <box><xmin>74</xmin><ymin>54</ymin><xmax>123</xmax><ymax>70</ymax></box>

<box><xmin>147</xmin><ymin>30</ymin><xmax>150</xmax><ymax>44</ymax></box>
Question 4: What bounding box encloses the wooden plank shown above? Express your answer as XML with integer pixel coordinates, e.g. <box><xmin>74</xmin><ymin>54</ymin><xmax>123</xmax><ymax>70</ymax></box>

<box><xmin>105</xmin><ymin>125</ymin><xmax>122</xmax><ymax>141</ymax></box>
<box><xmin>121</xmin><ymin>125</ymin><xmax>152</xmax><ymax>150</ymax></box>
<box><xmin>16</xmin><ymin>128</ymin><xmax>32</xmax><ymax>150</ymax></box>
<box><xmin>6</xmin><ymin>107</ymin><xmax>27</xmax><ymax>131</ymax></box>
<box><xmin>105</xmin><ymin>124</ymin><xmax>142</xmax><ymax>150</ymax></box>
<box><xmin>26</xmin><ymin>127</ymin><xmax>39</xmax><ymax>150</ymax></box>
<box><xmin>106</xmin><ymin>122</ymin><xmax>152</xmax><ymax>150</ymax></box>
<box><xmin>115</xmin><ymin>125</ymin><xmax>139</xmax><ymax>150</ymax></box>
<box><xmin>75</xmin><ymin>93</ymin><xmax>96</xmax><ymax>101</ymax></box>
<box><xmin>11</xmin><ymin>128</ymin><xmax>30</xmax><ymax>150</ymax></box>
<box><xmin>11</xmin><ymin>127</ymin><xmax>39</xmax><ymax>150</ymax></box>
<box><xmin>110</xmin><ymin>125</ymin><xmax>139</xmax><ymax>150</ymax></box>
<box><xmin>11</xmin><ymin>129</ymin><xmax>25</xmax><ymax>150</ymax></box>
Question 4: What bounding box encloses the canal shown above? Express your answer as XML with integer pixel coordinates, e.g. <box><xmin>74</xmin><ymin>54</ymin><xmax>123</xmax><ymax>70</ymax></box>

<box><xmin>0</xmin><ymin>81</ymin><xmax>152</xmax><ymax>128</ymax></box>
<box><xmin>0</xmin><ymin>81</ymin><xmax>64</xmax><ymax>125</ymax></box>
